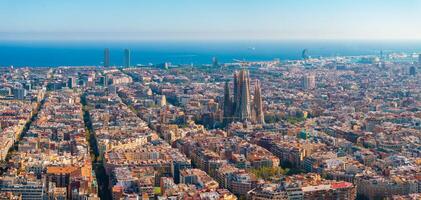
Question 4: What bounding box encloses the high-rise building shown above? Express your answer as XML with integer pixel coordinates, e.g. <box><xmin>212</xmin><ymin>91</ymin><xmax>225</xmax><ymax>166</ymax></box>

<box><xmin>98</xmin><ymin>75</ymin><xmax>108</xmax><ymax>87</ymax></box>
<box><xmin>24</xmin><ymin>81</ymin><xmax>32</xmax><ymax>91</ymax></box>
<box><xmin>418</xmin><ymin>54</ymin><xmax>421</xmax><ymax>65</ymax></box>
<box><xmin>67</xmin><ymin>77</ymin><xmax>77</xmax><ymax>89</ymax></box>
<box><xmin>223</xmin><ymin>69</ymin><xmax>264</xmax><ymax>124</ymax></box>
<box><xmin>124</xmin><ymin>48</ymin><xmax>131</xmax><ymax>67</ymax></box>
<box><xmin>303</xmin><ymin>74</ymin><xmax>316</xmax><ymax>90</ymax></box>
<box><xmin>13</xmin><ymin>87</ymin><xmax>26</xmax><ymax>100</ymax></box>
<box><xmin>409</xmin><ymin>66</ymin><xmax>417</xmax><ymax>76</ymax></box>
<box><xmin>302</xmin><ymin>49</ymin><xmax>309</xmax><ymax>60</ymax></box>
<box><xmin>104</xmin><ymin>48</ymin><xmax>110</xmax><ymax>67</ymax></box>
<box><xmin>212</xmin><ymin>57</ymin><xmax>219</xmax><ymax>67</ymax></box>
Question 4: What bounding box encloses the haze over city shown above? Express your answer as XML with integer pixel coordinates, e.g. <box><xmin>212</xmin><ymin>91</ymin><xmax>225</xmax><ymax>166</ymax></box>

<box><xmin>1</xmin><ymin>0</ymin><xmax>421</xmax><ymax>40</ymax></box>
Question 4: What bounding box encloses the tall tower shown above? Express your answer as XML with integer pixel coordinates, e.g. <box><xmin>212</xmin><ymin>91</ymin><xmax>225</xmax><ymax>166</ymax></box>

<box><xmin>238</xmin><ymin>69</ymin><xmax>251</xmax><ymax>121</ymax></box>
<box><xmin>223</xmin><ymin>81</ymin><xmax>233</xmax><ymax>124</ymax></box>
<box><xmin>67</xmin><ymin>77</ymin><xmax>77</xmax><ymax>89</ymax></box>
<box><xmin>104</xmin><ymin>48</ymin><xmax>110</xmax><ymax>67</ymax></box>
<box><xmin>124</xmin><ymin>49</ymin><xmax>131</xmax><ymax>67</ymax></box>
<box><xmin>212</xmin><ymin>57</ymin><xmax>219</xmax><ymax>68</ymax></box>
<box><xmin>253</xmin><ymin>80</ymin><xmax>265</xmax><ymax>124</ymax></box>
<box><xmin>418</xmin><ymin>54</ymin><xmax>421</xmax><ymax>66</ymax></box>
<box><xmin>302</xmin><ymin>49</ymin><xmax>309</xmax><ymax>60</ymax></box>
<box><xmin>303</xmin><ymin>74</ymin><xmax>316</xmax><ymax>90</ymax></box>
<box><xmin>233</xmin><ymin>72</ymin><xmax>239</xmax><ymax>114</ymax></box>
<box><xmin>225</xmin><ymin>69</ymin><xmax>262</xmax><ymax>125</ymax></box>
<box><xmin>409</xmin><ymin>66</ymin><xmax>417</xmax><ymax>76</ymax></box>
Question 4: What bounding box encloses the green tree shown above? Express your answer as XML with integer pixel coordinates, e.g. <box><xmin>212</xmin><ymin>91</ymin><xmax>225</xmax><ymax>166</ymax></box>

<box><xmin>250</xmin><ymin>166</ymin><xmax>288</xmax><ymax>181</ymax></box>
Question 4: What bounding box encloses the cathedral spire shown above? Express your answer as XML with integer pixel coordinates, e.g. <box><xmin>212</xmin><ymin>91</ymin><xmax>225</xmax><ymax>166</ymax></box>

<box><xmin>254</xmin><ymin>79</ymin><xmax>265</xmax><ymax>124</ymax></box>
<box><xmin>224</xmin><ymin>69</ymin><xmax>261</xmax><ymax>125</ymax></box>
<box><xmin>238</xmin><ymin>69</ymin><xmax>251</xmax><ymax>121</ymax></box>
<box><xmin>223</xmin><ymin>81</ymin><xmax>233</xmax><ymax>125</ymax></box>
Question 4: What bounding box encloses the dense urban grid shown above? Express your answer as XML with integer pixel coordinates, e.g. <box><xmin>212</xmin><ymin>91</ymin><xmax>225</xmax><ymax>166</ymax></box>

<box><xmin>0</xmin><ymin>51</ymin><xmax>420</xmax><ymax>200</ymax></box>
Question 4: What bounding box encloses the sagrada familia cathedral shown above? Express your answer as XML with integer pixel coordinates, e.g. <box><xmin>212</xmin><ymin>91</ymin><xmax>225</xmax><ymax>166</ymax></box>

<box><xmin>223</xmin><ymin>69</ymin><xmax>265</xmax><ymax>125</ymax></box>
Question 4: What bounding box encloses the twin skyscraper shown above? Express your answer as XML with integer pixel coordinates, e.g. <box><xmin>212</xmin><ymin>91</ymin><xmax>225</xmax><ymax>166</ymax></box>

<box><xmin>223</xmin><ymin>69</ymin><xmax>265</xmax><ymax>125</ymax></box>
<box><xmin>103</xmin><ymin>48</ymin><xmax>131</xmax><ymax>67</ymax></box>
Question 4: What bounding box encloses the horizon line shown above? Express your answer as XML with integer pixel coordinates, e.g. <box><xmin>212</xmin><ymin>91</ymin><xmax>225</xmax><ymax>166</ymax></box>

<box><xmin>3</xmin><ymin>38</ymin><xmax>421</xmax><ymax>43</ymax></box>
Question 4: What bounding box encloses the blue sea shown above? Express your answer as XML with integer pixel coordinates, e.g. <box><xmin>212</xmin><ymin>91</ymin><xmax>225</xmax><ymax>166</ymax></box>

<box><xmin>1</xmin><ymin>40</ymin><xmax>421</xmax><ymax>67</ymax></box>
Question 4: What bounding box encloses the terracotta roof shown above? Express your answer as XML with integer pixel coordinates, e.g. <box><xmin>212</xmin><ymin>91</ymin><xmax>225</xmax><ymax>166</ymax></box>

<box><xmin>47</xmin><ymin>166</ymin><xmax>79</xmax><ymax>175</ymax></box>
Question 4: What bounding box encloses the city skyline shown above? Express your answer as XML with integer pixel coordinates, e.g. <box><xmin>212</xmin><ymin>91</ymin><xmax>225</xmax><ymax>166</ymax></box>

<box><xmin>1</xmin><ymin>0</ymin><xmax>421</xmax><ymax>41</ymax></box>
<box><xmin>0</xmin><ymin>1</ymin><xmax>420</xmax><ymax>200</ymax></box>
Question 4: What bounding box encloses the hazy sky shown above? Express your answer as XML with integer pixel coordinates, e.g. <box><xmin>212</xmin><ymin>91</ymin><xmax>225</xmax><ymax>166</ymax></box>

<box><xmin>1</xmin><ymin>0</ymin><xmax>421</xmax><ymax>41</ymax></box>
